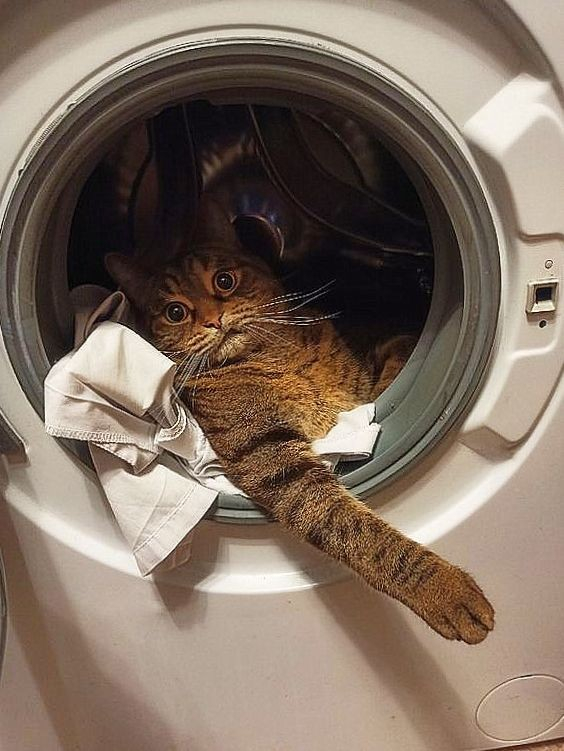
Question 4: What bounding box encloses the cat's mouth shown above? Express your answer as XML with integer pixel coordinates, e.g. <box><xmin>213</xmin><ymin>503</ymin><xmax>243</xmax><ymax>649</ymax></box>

<box><xmin>209</xmin><ymin>328</ymin><xmax>254</xmax><ymax>364</ymax></box>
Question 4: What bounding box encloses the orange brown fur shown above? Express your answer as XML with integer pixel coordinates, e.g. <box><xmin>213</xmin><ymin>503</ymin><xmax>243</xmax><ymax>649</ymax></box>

<box><xmin>106</xmin><ymin>200</ymin><xmax>494</xmax><ymax>644</ymax></box>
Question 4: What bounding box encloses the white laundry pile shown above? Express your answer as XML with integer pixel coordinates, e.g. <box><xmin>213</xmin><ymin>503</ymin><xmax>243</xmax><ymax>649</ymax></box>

<box><xmin>44</xmin><ymin>286</ymin><xmax>382</xmax><ymax>576</ymax></box>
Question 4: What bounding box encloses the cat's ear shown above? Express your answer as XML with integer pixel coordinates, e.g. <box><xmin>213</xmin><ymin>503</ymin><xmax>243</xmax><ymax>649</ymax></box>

<box><xmin>189</xmin><ymin>195</ymin><xmax>282</xmax><ymax>266</ymax></box>
<box><xmin>104</xmin><ymin>253</ymin><xmax>153</xmax><ymax>306</ymax></box>
<box><xmin>232</xmin><ymin>214</ymin><xmax>283</xmax><ymax>269</ymax></box>
<box><xmin>189</xmin><ymin>196</ymin><xmax>239</xmax><ymax>248</ymax></box>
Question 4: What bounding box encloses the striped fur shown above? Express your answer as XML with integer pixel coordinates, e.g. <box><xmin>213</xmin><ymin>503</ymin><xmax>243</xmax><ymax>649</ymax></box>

<box><xmin>105</xmin><ymin>201</ymin><xmax>494</xmax><ymax>644</ymax></box>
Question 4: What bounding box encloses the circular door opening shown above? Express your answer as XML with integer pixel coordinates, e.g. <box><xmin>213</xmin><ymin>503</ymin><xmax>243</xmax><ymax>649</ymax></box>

<box><xmin>0</xmin><ymin>41</ymin><xmax>500</xmax><ymax>521</ymax></box>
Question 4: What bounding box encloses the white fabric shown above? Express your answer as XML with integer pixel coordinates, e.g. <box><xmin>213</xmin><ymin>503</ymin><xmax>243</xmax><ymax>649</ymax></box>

<box><xmin>45</xmin><ymin>321</ymin><xmax>217</xmax><ymax>576</ymax></box>
<box><xmin>44</xmin><ymin>286</ymin><xmax>381</xmax><ymax>576</ymax></box>
<box><xmin>162</xmin><ymin>402</ymin><xmax>380</xmax><ymax>496</ymax></box>
<box><xmin>312</xmin><ymin>403</ymin><xmax>381</xmax><ymax>469</ymax></box>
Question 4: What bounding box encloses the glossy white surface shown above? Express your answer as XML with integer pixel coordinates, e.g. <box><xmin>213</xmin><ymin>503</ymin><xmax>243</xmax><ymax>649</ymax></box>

<box><xmin>1</xmin><ymin>2</ymin><xmax>563</xmax><ymax>749</ymax></box>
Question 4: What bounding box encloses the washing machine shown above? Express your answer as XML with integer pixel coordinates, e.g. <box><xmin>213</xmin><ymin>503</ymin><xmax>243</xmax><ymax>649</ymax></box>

<box><xmin>1</xmin><ymin>1</ymin><xmax>564</xmax><ymax>749</ymax></box>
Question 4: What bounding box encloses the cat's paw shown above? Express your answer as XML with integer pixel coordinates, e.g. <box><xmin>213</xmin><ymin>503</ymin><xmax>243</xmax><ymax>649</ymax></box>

<box><xmin>408</xmin><ymin>563</ymin><xmax>495</xmax><ymax>644</ymax></box>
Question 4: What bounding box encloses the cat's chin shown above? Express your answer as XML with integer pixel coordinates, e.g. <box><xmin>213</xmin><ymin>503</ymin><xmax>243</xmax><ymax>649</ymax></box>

<box><xmin>210</xmin><ymin>331</ymin><xmax>256</xmax><ymax>366</ymax></box>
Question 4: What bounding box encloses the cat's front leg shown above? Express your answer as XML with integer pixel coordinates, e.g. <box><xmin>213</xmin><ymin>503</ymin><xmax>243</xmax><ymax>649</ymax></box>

<box><xmin>273</xmin><ymin>470</ymin><xmax>494</xmax><ymax>644</ymax></box>
<box><xmin>195</xmin><ymin>390</ymin><xmax>494</xmax><ymax>643</ymax></box>
<box><xmin>380</xmin><ymin>541</ymin><xmax>494</xmax><ymax>643</ymax></box>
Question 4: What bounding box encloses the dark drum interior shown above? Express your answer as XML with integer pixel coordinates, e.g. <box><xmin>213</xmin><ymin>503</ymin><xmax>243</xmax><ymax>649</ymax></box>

<box><xmin>63</xmin><ymin>99</ymin><xmax>436</xmax><ymax>511</ymax></box>
<box><xmin>67</xmin><ymin>100</ymin><xmax>433</xmax><ymax>349</ymax></box>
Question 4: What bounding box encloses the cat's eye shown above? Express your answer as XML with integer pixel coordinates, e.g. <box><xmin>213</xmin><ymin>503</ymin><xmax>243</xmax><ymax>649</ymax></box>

<box><xmin>213</xmin><ymin>270</ymin><xmax>237</xmax><ymax>293</ymax></box>
<box><xmin>165</xmin><ymin>302</ymin><xmax>189</xmax><ymax>323</ymax></box>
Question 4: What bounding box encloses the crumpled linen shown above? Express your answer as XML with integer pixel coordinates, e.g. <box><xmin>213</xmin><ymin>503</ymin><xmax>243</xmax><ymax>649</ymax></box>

<box><xmin>44</xmin><ymin>286</ymin><xmax>381</xmax><ymax>576</ymax></box>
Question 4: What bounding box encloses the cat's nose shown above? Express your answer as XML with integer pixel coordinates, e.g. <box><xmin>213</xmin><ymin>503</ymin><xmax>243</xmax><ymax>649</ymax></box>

<box><xmin>202</xmin><ymin>313</ymin><xmax>223</xmax><ymax>330</ymax></box>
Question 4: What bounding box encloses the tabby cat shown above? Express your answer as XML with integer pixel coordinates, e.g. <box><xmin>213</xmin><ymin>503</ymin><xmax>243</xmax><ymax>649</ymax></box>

<box><xmin>105</xmin><ymin>199</ymin><xmax>494</xmax><ymax>644</ymax></box>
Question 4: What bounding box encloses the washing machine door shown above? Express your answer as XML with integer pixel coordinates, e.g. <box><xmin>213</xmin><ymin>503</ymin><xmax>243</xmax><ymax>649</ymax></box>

<box><xmin>1</xmin><ymin>2</ymin><xmax>564</xmax><ymax>751</ymax></box>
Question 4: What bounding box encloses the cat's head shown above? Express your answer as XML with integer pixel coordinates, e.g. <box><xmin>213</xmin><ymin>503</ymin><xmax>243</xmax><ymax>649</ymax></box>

<box><xmin>105</xmin><ymin>198</ymin><xmax>285</xmax><ymax>366</ymax></box>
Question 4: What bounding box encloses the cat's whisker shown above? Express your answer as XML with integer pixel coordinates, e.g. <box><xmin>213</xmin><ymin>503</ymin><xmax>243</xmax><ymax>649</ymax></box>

<box><xmin>174</xmin><ymin>353</ymin><xmax>205</xmax><ymax>396</ymax></box>
<box><xmin>147</xmin><ymin>350</ymin><xmax>201</xmax><ymax>424</ymax></box>
<box><xmin>259</xmin><ymin>320</ymin><xmax>339</xmax><ymax>327</ymax></box>
<box><xmin>177</xmin><ymin>370</ymin><xmax>199</xmax><ymax>405</ymax></box>
<box><xmin>255</xmin><ymin>291</ymin><xmax>310</xmax><ymax>309</ymax></box>
<box><xmin>174</xmin><ymin>367</ymin><xmax>194</xmax><ymax>395</ymax></box>
<box><xmin>256</xmin><ymin>292</ymin><xmax>330</xmax><ymax>314</ymax></box>
<box><xmin>269</xmin><ymin>286</ymin><xmax>336</xmax><ymax>316</ymax></box>
<box><xmin>256</xmin><ymin>312</ymin><xmax>342</xmax><ymax>326</ymax></box>
<box><xmin>150</xmin><ymin>386</ymin><xmax>184</xmax><ymax>425</ymax></box>
<box><xmin>255</xmin><ymin>280</ymin><xmax>336</xmax><ymax>311</ymax></box>
<box><xmin>245</xmin><ymin>325</ymin><xmax>264</xmax><ymax>341</ymax></box>
<box><xmin>246</xmin><ymin>324</ymin><xmax>280</xmax><ymax>348</ymax></box>
<box><xmin>174</xmin><ymin>351</ymin><xmax>199</xmax><ymax>381</ymax></box>
<box><xmin>260</xmin><ymin>312</ymin><xmax>341</xmax><ymax>322</ymax></box>
<box><xmin>175</xmin><ymin>353</ymin><xmax>190</xmax><ymax>371</ymax></box>
<box><xmin>161</xmin><ymin>347</ymin><xmax>191</xmax><ymax>355</ymax></box>
<box><xmin>182</xmin><ymin>353</ymin><xmax>206</xmax><ymax>382</ymax></box>
<box><xmin>162</xmin><ymin>352</ymin><xmax>191</xmax><ymax>363</ymax></box>
<box><xmin>246</xmin><ymin>326</ymin><xmax>283</xmax><ymax>353</ymax></box>
<box><xmin>280</xmin><ymin>292</ymin><xmax>336</xmax><ymax>314</ymax></box>
<box><xmin>247</xmin><ymin>323</ymin><xmax>297</xmax><ymax>348</ymax></box>
<box><xmin>282</xmin><ymin>312</ymin><xmax>342</xmax><ymax>322</ymax></box>
<box><xmin>188</xmin><ymin>352</ymin><xmax>210</xmax><ymax>405</ymax></box>
<box><xmin>172</xmin><ymin>346</ymin><xmax>211</xmax><ymax>406</ymax></box>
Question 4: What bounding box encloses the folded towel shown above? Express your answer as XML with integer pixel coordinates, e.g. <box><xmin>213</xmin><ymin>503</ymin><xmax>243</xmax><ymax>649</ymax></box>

<box><xmin>44</xmin><ymin>287</ymin><xmax>381</xmax><ymax>575</ymax></box>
